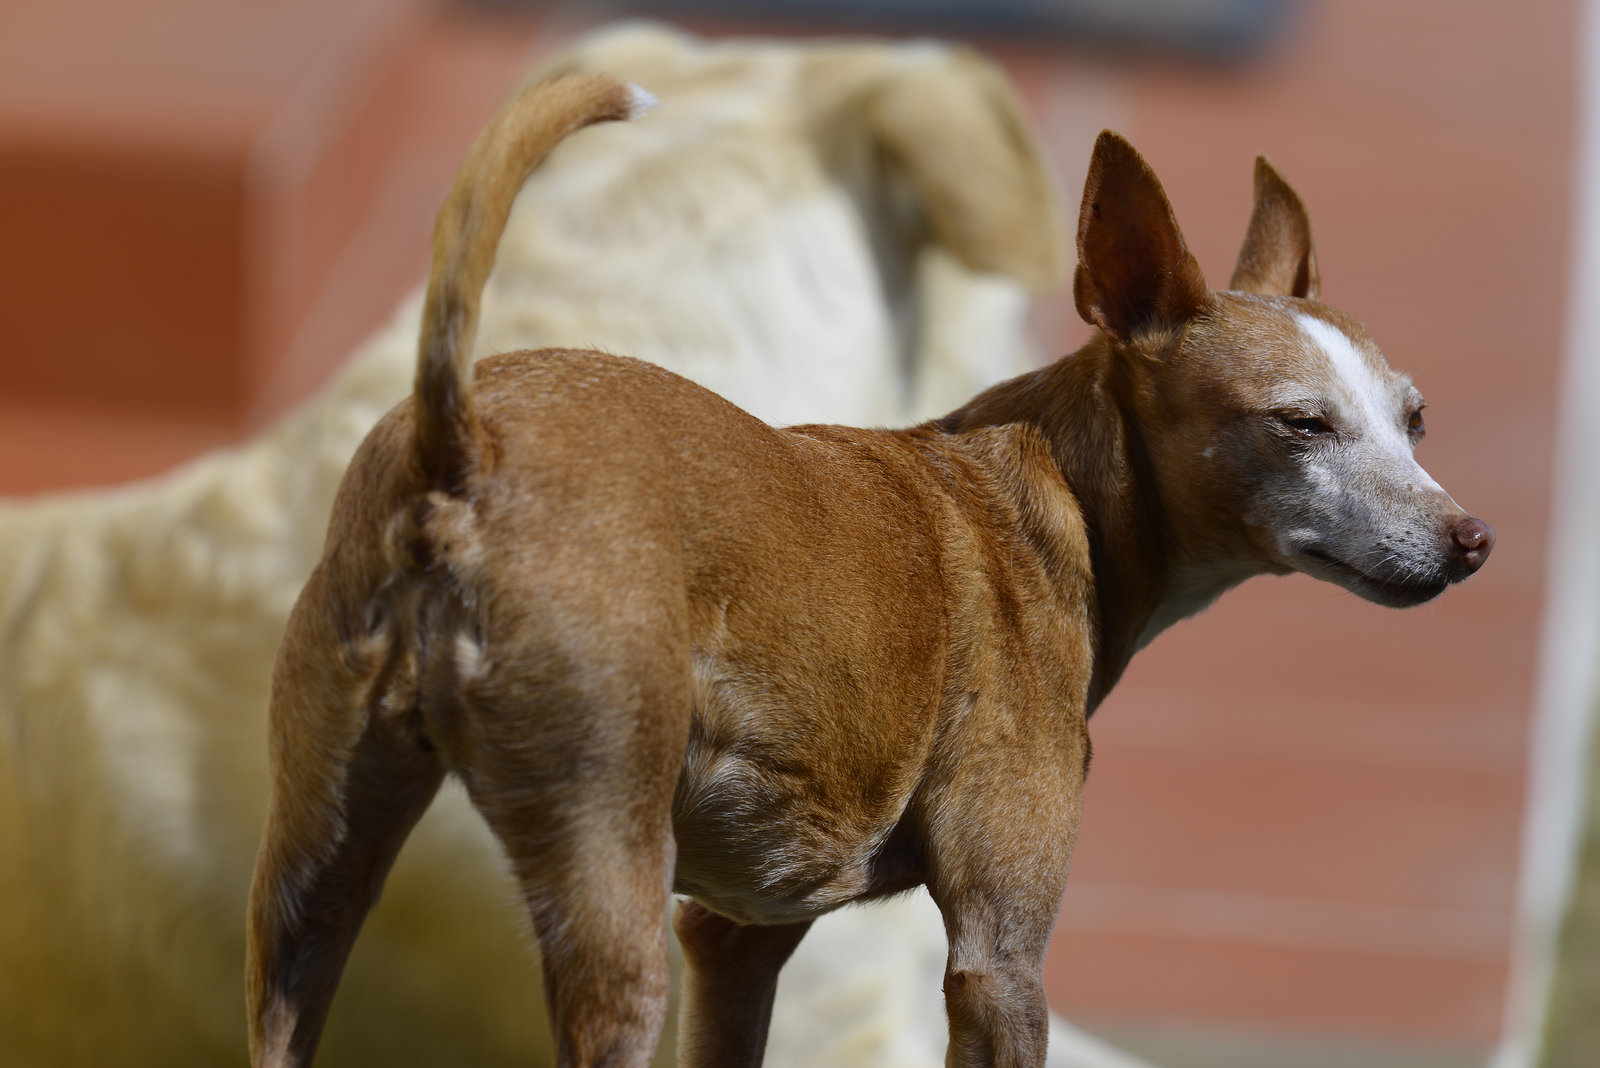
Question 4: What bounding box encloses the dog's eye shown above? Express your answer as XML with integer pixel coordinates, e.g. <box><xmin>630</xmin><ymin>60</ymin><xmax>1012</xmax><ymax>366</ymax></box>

<box><xmin>1407</xmin><ymin>408</ymin><xmax>1426</xmax><ymax>435</ymax></box>
<box><xmin>1280</xmin><ymin>414</ymin><xmax>1332</xmax><ymax>436</ymax></box>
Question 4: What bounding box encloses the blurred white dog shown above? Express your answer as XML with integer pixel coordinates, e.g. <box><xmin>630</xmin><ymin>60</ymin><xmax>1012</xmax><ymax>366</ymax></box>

<box><xmin>0</xmin><ymin>23</ymin><xmax>1140</xmax><ymax>1068</ymax></box>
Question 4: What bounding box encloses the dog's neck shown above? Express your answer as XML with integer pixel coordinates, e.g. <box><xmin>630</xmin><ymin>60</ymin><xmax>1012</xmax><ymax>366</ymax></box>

<box><xmin>933</xmin><ymin>336</ymin><xmax>1256</xmax><ymax>712</ymax></box>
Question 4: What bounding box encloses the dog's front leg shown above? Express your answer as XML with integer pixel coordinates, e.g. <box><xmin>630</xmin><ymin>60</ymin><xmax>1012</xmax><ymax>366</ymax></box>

<box><xmin>673</xmin><ymin>899</ymin><xmax>812</xmax><ymax>1068</ymax></box>
<box><xmin>927</xmin><ymin>750</ymin><xmax>1083</xmax><ymax>1067</ymax></box>
<box><xmin>936</xmin><ymin>905</ymin><xmax>1055</xmax><ymax>1068</ymax></box>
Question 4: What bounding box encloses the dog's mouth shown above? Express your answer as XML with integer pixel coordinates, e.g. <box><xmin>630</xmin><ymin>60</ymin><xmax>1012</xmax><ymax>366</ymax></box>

<box><xmin>1299</xmin><ymin>548</ymin><xmax>1452</xmax><ymax>608</ymax></box>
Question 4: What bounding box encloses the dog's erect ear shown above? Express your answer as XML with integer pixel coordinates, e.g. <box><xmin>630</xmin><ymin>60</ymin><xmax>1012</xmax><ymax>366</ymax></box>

<box><xmin>1074</xmin><ymin>131</ymin><xmax>1211</xmax><ymax>344</ymax></box>
<box><xmin>1229</xmin><ymin>155</ymin><xmax>1319</xmax><ymax>299</ymax></box>
<box><xmin>824</xmin><ymin>46</ymin><xmax>1066</xmax><ymax>291</ymax></box>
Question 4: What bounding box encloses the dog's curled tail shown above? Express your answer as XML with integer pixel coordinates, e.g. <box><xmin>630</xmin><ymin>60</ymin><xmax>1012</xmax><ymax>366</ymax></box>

<box><xmin>414</xmin><ymin>73</ymin><xmax>652</xmax><ymax>491</ymax></box>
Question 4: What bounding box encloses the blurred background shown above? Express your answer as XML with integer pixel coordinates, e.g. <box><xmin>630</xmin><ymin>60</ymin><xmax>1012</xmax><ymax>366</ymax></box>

<box><xmin>0</xmin><ymin>0</ymin><xmax>1593</xmax><ymax>1066</ymax></box>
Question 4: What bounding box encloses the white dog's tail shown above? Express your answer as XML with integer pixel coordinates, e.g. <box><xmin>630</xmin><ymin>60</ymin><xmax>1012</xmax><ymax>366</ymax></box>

<box><xmin>413</xmin><ymin>73</ymin><xmax>650</xmax><ymax>491</ymax></box>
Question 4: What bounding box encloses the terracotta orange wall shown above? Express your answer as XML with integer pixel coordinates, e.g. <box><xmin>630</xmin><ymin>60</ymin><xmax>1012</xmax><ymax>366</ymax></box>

<box><xmin>0</xmin><ymin>0</ymin><xmax>433</xmax><ymax>428</ymax></box>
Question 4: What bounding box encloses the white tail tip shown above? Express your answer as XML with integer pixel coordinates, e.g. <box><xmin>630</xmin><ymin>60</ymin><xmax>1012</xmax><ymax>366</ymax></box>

<box><xmin>626</xmin><ymin>83</ymin><xmax>659</xmax><ymax>117</ymax></box>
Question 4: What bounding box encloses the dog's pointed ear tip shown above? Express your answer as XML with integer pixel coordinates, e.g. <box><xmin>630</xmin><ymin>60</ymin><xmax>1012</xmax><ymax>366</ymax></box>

<box><xmin>1085</xmin><ymin>131</ymin><xmax>1165</xmax><ymax>199</ymax></box>
<box><xmin>1090</xmin><ymin>129</ymin><xmax>1140</xmax><ymax>164</ymax></box>
<box><xmin>1253</xmin><ymin>154</ymin><xmax>1300</xmax><ymax>195</ymax></box>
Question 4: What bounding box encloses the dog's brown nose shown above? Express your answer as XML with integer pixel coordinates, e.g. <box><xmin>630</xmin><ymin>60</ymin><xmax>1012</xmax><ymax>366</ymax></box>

<box><xmin>1452</xmin><ymin>516</ymin><xmax>1495</xmax><ymax>572</ymax></box>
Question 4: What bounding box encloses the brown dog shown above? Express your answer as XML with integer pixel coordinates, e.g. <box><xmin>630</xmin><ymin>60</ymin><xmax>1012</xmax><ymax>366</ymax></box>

<box><xmin>246</xmin><ymin>72</ymin><xmax>1494</xmax><ymax>1067</ymax></box>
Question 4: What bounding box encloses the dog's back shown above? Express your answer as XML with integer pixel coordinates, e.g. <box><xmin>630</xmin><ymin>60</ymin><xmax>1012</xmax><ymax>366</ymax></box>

<box><xmin>375</xmin><ymin>348</ymin><xmax>956</xmax><ymax>915</ymax></box>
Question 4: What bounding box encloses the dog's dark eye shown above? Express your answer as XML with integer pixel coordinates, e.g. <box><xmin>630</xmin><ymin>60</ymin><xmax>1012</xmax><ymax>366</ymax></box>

<box><xmin>1407</xmin><ymin>408</ymin><xmax>1426</xmax><ymax>435</ymax></box>
<box><xmin>1280</xmin><ymin>414</ymin><xmax>1332</xmax><ymax>436</ymax></box>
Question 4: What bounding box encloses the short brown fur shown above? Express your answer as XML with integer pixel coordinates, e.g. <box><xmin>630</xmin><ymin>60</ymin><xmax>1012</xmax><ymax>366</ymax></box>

<box><xmin>246</xmin><ymin>80</ymin><xmax>1491</xmax><ymax>1067</ymax></box>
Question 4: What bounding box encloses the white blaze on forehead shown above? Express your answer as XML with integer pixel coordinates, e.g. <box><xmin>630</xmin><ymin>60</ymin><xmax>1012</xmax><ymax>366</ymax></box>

<box><xmin>1295</xmin><ymin>313</ymin><xmax>1401</xmax><ymax>443</ymax></box>
<box><xmin>1295</xmin><ymin>311</ymin><xmax>1447</xmax><ymax>494</ymax></box>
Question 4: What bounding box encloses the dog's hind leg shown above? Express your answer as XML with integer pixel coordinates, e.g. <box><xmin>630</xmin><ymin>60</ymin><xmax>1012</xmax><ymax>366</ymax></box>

<box><xmin>245</xmin><ymin>606</ymin><xmax>447</xmax><ymax>1067</ymax></box>
<box><xmin>451</xmin><ymin>624</ymin><xmax>690</xmax><ymax>1068</ymax></box>
<box><xmin>673</xmin><ymin>899</ymin><xmax>812</xmax><ymax>1068</ymax></box>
